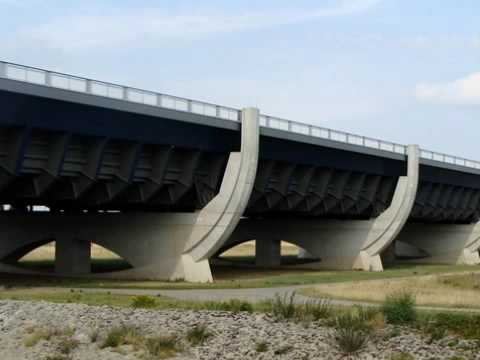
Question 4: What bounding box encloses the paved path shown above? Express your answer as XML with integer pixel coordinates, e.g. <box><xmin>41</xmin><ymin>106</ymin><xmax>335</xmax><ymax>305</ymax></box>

<box><xmin>53</xmin><ymin>286</ymin><xmax>479</xmax><ymax>313</ymax></box>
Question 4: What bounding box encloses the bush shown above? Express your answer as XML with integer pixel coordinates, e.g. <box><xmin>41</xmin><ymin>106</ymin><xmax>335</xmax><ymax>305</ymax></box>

<box><xmin>186</xmin><ymin>324</ymin><xmax>212</xmax><ymax>346</ymax></box>
<box><xmin>382</xmin><ymin>291</ymin><xmax>416</xmax><ymax>324</ymax></box>
<box><xmin>333</xmin><ymin>309</ymin><xmax>372</xmax><ymax>354</ymax></box>
<box><xmin>131</xmin><ymin>295</ymin><xmax>158</xmax><ymax>309</ymax></box>
<box><xmin>271</xmin><ymin>292</ymin><xmax>297</xmax><ymax>320</ymax></box>
<box><xmin>145</xmin><ymin>335</ymin><xmax>179</xmax><ymax>358</ymax></box>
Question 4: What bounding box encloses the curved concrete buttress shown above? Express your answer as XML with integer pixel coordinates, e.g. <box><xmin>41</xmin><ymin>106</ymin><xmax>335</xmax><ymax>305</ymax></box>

<box><xmin>182</xmin><ymin>107</ymin><xmax>259</xmax><ymax>260</ymax></box>
<box><xmin>460</xmin><ymin>224</ymin><xmax>480</xmax><ymax>264</ymax></box>
<box><xmin>353</xmin><ymin>144</ymin><xmax>420</xmax><ymax>271</ymax></box>
<box><xmin>0</xmin><ymin>108</ymin><xmax>259</xmax><ymax>283</ymax></box>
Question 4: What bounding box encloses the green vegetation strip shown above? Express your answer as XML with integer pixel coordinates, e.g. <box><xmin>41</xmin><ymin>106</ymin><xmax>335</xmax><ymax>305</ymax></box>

<box><xmin>2</xmin><ymin>264</ymin><xmax>479</xmax><ymax>290</ymax></box>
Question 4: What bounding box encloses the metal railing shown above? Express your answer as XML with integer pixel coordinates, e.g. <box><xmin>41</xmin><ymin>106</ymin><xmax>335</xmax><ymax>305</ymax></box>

<box><xmin>1</xmin><ymin>60</ymin><xmax>479</xmax><ymax>170</ymax></box>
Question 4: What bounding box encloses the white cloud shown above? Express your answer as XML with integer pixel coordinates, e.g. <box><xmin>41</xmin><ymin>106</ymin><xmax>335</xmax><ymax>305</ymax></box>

<box><xmin>415</xmin><ymin>72</ymin><xmax>480</xmax><ymax>105</ymax></box>
<box><xmin>20</xmin><ymin>0</ymin><xmax>382</xmax><ymax>52</ymax></box>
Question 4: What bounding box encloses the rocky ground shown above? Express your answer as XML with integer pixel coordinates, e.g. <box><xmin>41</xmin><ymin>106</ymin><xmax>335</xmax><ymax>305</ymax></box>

<box><xmin>0</xmin><ymin>300</ymin><xmax>478</xmax><ymax>360</ymax></box>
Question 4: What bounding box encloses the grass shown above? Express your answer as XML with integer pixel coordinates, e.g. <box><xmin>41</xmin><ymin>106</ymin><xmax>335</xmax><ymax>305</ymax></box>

<box><xmin>23</xmin><ymin>326</ymin><xmax>73</xmax><ymax>347</ymax></box>
<box><xmin>131</xmin><ymin>295</ymin><xmax>158</xmax><ymax>308</ymax></box>
<box><xmin>144</xmin><ymin>335</ymin><xmax>180</xmax><ymax>359</ymax></box>
<box><xmin>0</xmin><ymin>288</ymin><xmax>272</xmax><ymax>313</ymax></box>
<box><xmin>57</xmin><ymin>337</ymin><xmax>79</xmax><ymax>355</ymax></box>
<box><xmin>4</xmin><ymin>242</ymin><xmax>478</xmax><ymax>290</ymax></box>
<box><xmin>301</xmin><ymin>270</ymin><xmax>480</xmax><ymax>309</ymax></box>
<box><xmin>100</xmin><ymin>325</ymin><xmax>181</xmax><ymax>358</ymax></box>
<box><xmin>101</xmin><ymin>325</ymin><xmax>143</xmax><ymax>349</ymax></box>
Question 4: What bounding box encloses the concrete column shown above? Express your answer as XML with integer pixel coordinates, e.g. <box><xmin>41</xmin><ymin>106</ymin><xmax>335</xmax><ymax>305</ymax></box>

<box><xmin>55</xmin><ymin>237</ymin><xmax>91</xmax><ymax>275</ymax></box>
<box><xmin>256</xmin><ymin>238</ymin><xmax>281</xmax><ymax>268</ymax></box>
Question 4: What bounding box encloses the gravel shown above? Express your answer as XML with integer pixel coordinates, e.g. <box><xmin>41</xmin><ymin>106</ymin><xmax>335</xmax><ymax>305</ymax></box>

<box><xmin>0</xmin><ymin>300</ymin><xmax>478</xmax><ymax>360</ymax></box>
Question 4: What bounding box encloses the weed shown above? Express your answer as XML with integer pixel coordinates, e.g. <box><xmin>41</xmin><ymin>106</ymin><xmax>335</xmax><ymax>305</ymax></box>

<box><xmin>382</xmin><ymin>291</ymin><xmax>416</xmax><ymax>324</ymax></box>
<box><xmin>333</xmin><ymin>310</ymin><xmax>371</xmax><ymax>354</ymax></box>
<box><xmin>271</xmin><ymin>292</ymin><xmax>297</xmax><ymax>320</ymax></box>
<box><xmin>302</xmin><ymin>298</ymin><xmax>332</xmax><ymax>321</ymax></box>
<box><xmin>131</xmin><ymin>295</ymin><xmax>157</xmax><ymax>309</ymax></box>
<box><xmin>186</xmin><ymin>324</ymin><xmax>212</xmax><ymax>346</ymax></box>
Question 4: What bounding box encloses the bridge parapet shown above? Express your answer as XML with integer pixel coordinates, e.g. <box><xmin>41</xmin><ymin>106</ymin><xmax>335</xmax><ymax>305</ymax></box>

<box><xmin>3</xmin><ymin>60</ymin><xmax>480</xmax><ymax>173</ymax></box>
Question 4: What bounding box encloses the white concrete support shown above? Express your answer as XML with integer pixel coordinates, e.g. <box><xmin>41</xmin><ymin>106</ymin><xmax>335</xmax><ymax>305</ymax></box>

<box><xmin>255</xmin><ymin>238</ymin><xmax>281</xmax><ymax>268</ymax></box>
<box><xmin>227</xmin><ymin>145</ymin><xmax>420</xmax><ymax>271</ymax></box>
<box><xmin>394</xmin><ymin>222</ymin><xmax>480</xmax><ymax>265</ymax></box>
<box><xmin>353</xmin><ymin>144</ymin><xmax>420</xmax><ymax>270</ymax></box>
<box><xmin>0</xmin><ymin>108</ymin><xmax>259</xmax><ymax>283</ymax></box>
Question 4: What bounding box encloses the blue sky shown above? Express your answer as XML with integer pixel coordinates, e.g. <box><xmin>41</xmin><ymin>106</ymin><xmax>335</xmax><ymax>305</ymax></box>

<box><xmin>1</xmin><ymin>0</ymin><xmax>479</xmax><ymax>159</ymax></box>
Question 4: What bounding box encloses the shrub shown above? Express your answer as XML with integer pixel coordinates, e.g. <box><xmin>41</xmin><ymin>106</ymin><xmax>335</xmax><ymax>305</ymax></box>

<box><xmin>131</xmin><ymin>295</ymin><xmax>157</xmax><ymax>309</ymax></box>
<box><xmin>100</xmin><ymin>325</ymin><xmax>142</xmax><ymax>349</ymax></box>
<box><xmin>382</xmin><ymin>291</ymin><xmax>416</xmax><ymax>324</ymax></box>
<box><xmin>145</xmin><ymin>335</ymin><xmax>179</xmax><ymax>359</ymax></box>
<box><xmin>186</xmin><ymin>324</ymin><xmax>212</xmax><ymax>346</ymax></box>
<box><xmin>255</xmin><ymin>341</ymin><xmax>268</xmax><ymax>353</ymax></box>
<box><xmin>333</xmin><ymin>310</ymin><xmax>372</xmax><ymax>354</ymax></box>
<box><xmin>271</xmin><ymin>292</ymin><xmax>297</xmax><ymax>320</ymax></box>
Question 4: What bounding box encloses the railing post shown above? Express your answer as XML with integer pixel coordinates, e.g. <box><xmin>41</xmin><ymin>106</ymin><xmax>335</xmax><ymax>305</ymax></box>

<box><xmin>0</xmin><ymin>62</ymin><xmax>6</xmax><ymax>78</ymax></box>
<box><xmin>86</xmin><ymin>80</ymin><xmax>92</xmax><ymax>94</ymax></box>
<box><xmin>122</xmin><ymin>87</ymin><xmax>129</xmax><ymax>100</ymax></box>
<box><xmin>215</xmin><ymin>106</ymin><xmax>221</xmax><ymax>118</ymax></box>
<box><xmin>288</xmin><ymin>121</ymin><xmax>292</xmax><ymax>131</ymax></box>
<box><xmin>187</xmin><ymin>100</ymin><xmax>193</xmax><ymax>113</ymax></box>
<box><xmin>327</xmin><ymin>129</ymin><xmax>332</xmax><ymax>139</ymax></box>
<box><xmin>45</xmin><ymin>72</ymin><xmax>52</xmax><ymax>86</ymax></box>
<box><xmin>157</xmin><ymin>94</ymin><xmax>163</xmax><ymax>107</ymax></box>
<box><xmin>346</xmin><ymin>134</ymin><xmax>350</xmax><ymax>143</ymax></box>
<box><xmin>308</xmin><ymin>125</ymin><xmax>312</xmax><ymax>136</ymax></box>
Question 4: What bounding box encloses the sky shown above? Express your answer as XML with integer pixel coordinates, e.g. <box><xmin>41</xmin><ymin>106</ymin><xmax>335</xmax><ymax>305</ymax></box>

<box><xmin>1</xmin><ymin>0</ymin><xmax>479</xmax><ymax>159</ymax></box>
